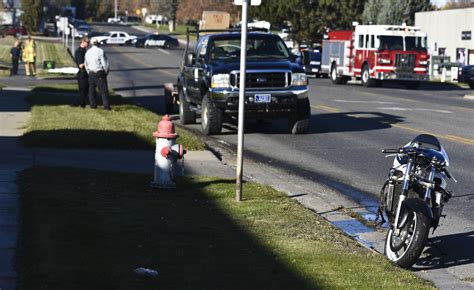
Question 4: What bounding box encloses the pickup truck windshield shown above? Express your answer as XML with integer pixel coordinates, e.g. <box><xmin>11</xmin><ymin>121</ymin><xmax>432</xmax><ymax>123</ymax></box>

<box><xmin>209</xmin><ymin>37</ymin><xmax>290</xmax><ymax>60</ymax></box>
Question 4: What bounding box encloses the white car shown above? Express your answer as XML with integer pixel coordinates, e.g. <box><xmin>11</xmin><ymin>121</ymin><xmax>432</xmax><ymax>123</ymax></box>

<box><xmin>107</xmin><ymin>17</ymin><xmax>124</xmax><ymax>24</ymax></box>
<box><xmin>91</xmin><ymin>31</ymin><xmax>137</xmax><ymax>45</ymax></box>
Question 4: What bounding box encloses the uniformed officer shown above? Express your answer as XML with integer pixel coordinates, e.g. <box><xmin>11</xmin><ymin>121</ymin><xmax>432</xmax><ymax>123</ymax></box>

<box><xmin>73</xmin><ymin>37</ymin><xmax>89</xmax><ymax>107</ymax></box>
<box><xmin>84</xmin><ymin>38</ymin><xmax>111</xmax><ymax>110</ymax></box>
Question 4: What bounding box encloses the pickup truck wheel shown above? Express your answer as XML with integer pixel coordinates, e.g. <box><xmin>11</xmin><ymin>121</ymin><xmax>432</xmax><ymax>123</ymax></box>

<box><xmin>288</xmin><ymin>98</ymin><xmax>310</xmax><ymax>134</ymax></box>
<box><xmin>201</xmin><ymin>94</ymin><xmax>223</xmax><ymax>135</ymax></box>
<box><xmin>331</xmin><ymin>64</ymin><xmax>344</xmax><ymax>85</ymax></box>
<box><xmin>179</xmin><ymin>90</ymin><xmax>196</xmax><ymax>125</ymax></box>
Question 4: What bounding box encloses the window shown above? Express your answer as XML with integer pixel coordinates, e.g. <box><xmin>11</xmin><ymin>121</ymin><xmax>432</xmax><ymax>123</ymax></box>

<box><xmin>365</xmin><ymin>34</ymin><xmax>369</xmax><ymax>49</ymax></box>
<box><xmin>358</xmin><ymin>34</ymin><xmax>363</xmax><ymax>48</ymax></box>
<box><xmin>405</xmin><ymin>36</ymin><xmax>427</xmax><ymax>52</ymax></box>
<box><xmin>378</xmin><ymin>35</ymin><xmax>403</xmax><ymax>51</ymax></box>
<box><xmin>370</xmin><ymin>35</ymin><xmax>375</xmax><ymax>49</ymax></box>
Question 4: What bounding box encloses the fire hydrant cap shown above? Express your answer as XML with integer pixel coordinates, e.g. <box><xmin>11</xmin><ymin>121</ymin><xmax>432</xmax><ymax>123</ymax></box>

<box><xmin>153</xmin><ymin>115</ymin><xmax>179</xmax><ymax>138</ymax></box>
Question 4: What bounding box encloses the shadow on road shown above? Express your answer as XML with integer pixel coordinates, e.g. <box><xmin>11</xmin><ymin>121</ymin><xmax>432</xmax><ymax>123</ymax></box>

<box><xmin>220</xmin><ymin>111</ymin><xmax>404</xmax><ymax>135</ymax></box>
<box><xmin>415</xmin><ymin>231</ymin><xmax>474</xmax><ymax>271</ymax></box>
<box><xmin>379</xmin><ymin>81</ymin><xmax>468</xmax><ymax>91</ymax></box>
<box><xmin>310</xmin><ymin>111</ymin><xmax>404</xmax><ymax>134</ymax></box>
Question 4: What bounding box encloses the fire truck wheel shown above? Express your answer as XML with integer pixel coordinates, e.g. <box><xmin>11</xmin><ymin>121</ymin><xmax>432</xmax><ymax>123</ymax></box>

<box><xmin>361</xmin><ymin>65</ymin><xmax>375</xmax><ymax>87</ymax></box>
<box><xmin>330</xmin><ymin>64</ymin><xmax>344</xmax><ymax>85</ymax></box>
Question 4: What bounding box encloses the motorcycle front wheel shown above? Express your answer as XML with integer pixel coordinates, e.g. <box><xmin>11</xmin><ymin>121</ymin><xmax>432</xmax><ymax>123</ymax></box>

<box><xmin>384</xmin><ymin>209</ymin><xmax>430</xmax><ymax>269</ymax></box>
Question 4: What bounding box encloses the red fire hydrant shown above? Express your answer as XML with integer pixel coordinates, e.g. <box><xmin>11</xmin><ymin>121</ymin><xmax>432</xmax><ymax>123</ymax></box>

<box><xmin>151</xmin><ymin>115</ymin><xmax>186</xmax><ymax>189</ymax></box>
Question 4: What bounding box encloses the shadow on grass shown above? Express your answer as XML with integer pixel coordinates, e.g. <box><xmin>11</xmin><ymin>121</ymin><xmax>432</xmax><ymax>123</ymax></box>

<box><xmin>21</xmin><ymin>129</ymin><xmax>153</xmax><ymax>150</ymax></box>
<box><xmin>17</xmin><ymin>167</ymin><xmax>317</xmax><ymax>290</ymax></box>
<box><xmin>26</xmin><ymin>90</ymin><xmax>131</xmax><ymax>106</ymax></box>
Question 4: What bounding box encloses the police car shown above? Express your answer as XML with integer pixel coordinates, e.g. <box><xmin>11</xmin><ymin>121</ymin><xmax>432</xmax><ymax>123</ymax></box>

<box><xmin>90</xmin><ymin>31</ymin><xmax>137</xmax><ymax>45</ymax></box>
<box><xmin>134</xmin><ymin>33</ymin><xmax>179</xmax><ymax>49</ymax></box>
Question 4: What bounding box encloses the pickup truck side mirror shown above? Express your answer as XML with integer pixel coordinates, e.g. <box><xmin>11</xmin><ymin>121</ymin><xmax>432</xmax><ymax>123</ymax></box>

<box><xmin>185</xmin><ymin>52</ymin><xmax>195</xmax><ymax>66</ymax></box>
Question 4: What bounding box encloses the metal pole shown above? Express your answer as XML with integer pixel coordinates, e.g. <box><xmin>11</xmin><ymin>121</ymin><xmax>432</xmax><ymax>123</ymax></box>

<box><xmin>236</xmin><ymin>0</ymin><xmax>248</xmax><ymax>202</ymax></box>
<box><xmin>72</xmin><ymin>26</ymin><xmax>75</xmax><ymax>54</ymax></box>
<box><xmin>114</xmin><ymin>0</ymin><xmax>118</xmax><ymax>19</ymax></box>
<box><xmin>65</xmin><ymin>28</ymin><xmax>68</xmax><ymax>52</ymax></box>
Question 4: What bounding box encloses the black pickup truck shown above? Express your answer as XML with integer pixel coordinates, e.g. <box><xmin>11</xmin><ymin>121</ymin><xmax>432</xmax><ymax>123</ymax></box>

<box><xmin>177</xmin><ymin>29</ymin><xmax>311</xmax><ymax>135</ymax></box>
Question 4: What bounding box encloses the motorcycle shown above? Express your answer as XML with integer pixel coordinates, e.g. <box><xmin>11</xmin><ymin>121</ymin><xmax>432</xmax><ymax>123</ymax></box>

<box><xmin>377</xmin><ymin>134</ymin><xmax>456</xmax><ymax>268</ymax></box>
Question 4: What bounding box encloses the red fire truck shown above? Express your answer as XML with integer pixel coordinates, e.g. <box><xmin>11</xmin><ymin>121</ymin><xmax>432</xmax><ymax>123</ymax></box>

<box><xmin>321</xmin><ymin>24</ymin><xmax>429</xmax><ymax>89</ymax></box>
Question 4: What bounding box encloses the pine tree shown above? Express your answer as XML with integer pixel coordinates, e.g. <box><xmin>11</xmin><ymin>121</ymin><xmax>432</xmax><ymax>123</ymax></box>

<box><xmin>363</xmin><ymin>0</ymin><xmax>383</xmax><ymax>24</ymax></box>
<box><xmin>376</xmin><ymin>0</ymin><xmax>431</xmax><ymax>25</ymax></box>
<box><xmin>21</xmin><ymin>0</ymin><xmax>44</xmax><ymax>33</ymax></box>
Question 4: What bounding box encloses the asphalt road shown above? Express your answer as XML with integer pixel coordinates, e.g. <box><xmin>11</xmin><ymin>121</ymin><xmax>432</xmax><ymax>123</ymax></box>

<box><xmin>90</xmin><ymin>24</ymin><xmax>474</xmax><ymax>285</ymax></box>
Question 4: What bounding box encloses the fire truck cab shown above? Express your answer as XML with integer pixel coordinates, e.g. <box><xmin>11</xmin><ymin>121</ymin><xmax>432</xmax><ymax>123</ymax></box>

<box><xmin>321</xmin><ymin>24</ymin><xmax>429</xmax><ymax>89</ymax></box>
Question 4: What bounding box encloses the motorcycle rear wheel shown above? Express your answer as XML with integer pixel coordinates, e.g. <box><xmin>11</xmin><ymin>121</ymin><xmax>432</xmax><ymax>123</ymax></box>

<box><xmin>384</xmin><ymin>209</ymin><xmax>430</xmax><ymax>269</ymax></box>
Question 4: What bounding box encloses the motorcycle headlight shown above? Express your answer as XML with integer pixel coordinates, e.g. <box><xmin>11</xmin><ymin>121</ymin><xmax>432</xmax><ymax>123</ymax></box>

<box><xmin>292</xmin><ymin>73</ymin><xmax>307</xmax><ymax>86</ymax></box>
<box><xmin>211</xmin><ymin>74</ymin><xmax>230</xmax><ymax>88</ymax></box>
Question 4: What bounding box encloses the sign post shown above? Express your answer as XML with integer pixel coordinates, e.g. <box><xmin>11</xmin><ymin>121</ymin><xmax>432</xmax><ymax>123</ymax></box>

<box><xmin>235</xmin><ymin>0</ymin><xmax>248</xmax><ymax>202</ymax></box>
<box><xmin>234</xmin><ymin>0</ymin><xmax>260</xmax><ymax>202</ymax></box>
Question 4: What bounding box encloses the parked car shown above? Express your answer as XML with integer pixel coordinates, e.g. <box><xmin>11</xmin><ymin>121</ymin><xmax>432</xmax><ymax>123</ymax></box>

<box><xmin>177</xmin><ymin>29</ymin><xmax>311</xmax><ymax>135</ymax></box>
<box><xmin>134</xmin><ymin>33</ymin><xmax>179</xmax><ymax>49</ymax></box>
<box><xmin>459</xmin><ymin>65</ymin><xmax>474</xmax><ymax>89</ymax></box>
<box><xmin>107</xmin><ymin>17</ymin><xmax>124</xmax><ymax>24</ymax></box>
<box><xmin>3</xmin><ymin>25</ymin><xmax>27</xmax><ymax>36</ymax></box>
<box><xmin>75</xmin><ymin>25</ymin><xmax>92</xmax><ymax>38</ymax></box>
<box><xmin>90</xmin><ymin>31</ymin><xmax>137</xmax><ymax>45</ymax></box>
<box><xmin>298</xmin><ymin>47</ymin><xmax>323</xmax><ymax>77</ymax></box>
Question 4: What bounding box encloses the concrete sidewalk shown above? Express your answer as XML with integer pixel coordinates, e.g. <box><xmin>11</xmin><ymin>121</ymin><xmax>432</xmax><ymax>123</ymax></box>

<box><xmin>0</xmin><ymin>87</ymin><xmax>233</xmax><ymax>290</ymax></box>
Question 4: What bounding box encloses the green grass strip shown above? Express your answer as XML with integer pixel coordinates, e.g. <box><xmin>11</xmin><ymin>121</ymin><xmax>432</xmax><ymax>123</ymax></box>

<box><xmin>17</xmin><ymin>167</ymin><xmax>433</xmax><ymax>289</ymax></box>
<box><xmin>21</xmin><ymin>86</ymin><xmax>205</xmax><ymax>151</ymax></box>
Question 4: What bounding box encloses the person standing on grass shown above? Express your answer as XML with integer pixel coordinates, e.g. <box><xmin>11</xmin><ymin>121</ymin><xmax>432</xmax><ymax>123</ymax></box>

<box><xmin>84</xmin><ymin>38</ymin><xmax>111</xmax><ymax>110</ymax></box>
<box><xmin>10</xmin><ymin>40</ymin><xmax>21</xmax><ymax>76</ymax></box>
<box><xmin>72</xmin><ymin>37</ymin><xmax>90</xmax><ymax>107</ymax></box>
<box><xmin>22</xmin><ymin>36</ymin><xmax>36</xmax><ymax>77</ymax></box>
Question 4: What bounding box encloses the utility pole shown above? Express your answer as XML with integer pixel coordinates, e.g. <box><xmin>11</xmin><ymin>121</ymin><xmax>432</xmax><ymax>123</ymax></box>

<box><xmin>114</xmin><ymin>0</ymin><xmax>118</xmax><ymax>19</ymax></box>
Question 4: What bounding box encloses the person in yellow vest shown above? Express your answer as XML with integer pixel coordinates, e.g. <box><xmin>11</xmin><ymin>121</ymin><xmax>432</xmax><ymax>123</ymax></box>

<box><xmin>22</xmin><ymin>36</ymin><xmax>37</xmax><ymax>77</ymax></box>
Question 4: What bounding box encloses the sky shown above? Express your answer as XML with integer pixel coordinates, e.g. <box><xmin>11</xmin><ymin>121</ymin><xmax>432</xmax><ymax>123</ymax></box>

<box><xmin>431</xmin><ymin>0</ymin><xmax>448</xmax><ymax>7</ymax></box>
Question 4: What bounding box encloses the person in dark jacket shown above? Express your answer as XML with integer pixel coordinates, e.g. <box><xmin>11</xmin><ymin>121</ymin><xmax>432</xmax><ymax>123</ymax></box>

<box><xmin>72</xmin><ymin>37</ymin><xmax>90</xmax><ymax>107</ymax></box>
<box><xmin>10</xmin><ymin>40</ymin><xmax>21</xmax><ymax>76</ymax></box>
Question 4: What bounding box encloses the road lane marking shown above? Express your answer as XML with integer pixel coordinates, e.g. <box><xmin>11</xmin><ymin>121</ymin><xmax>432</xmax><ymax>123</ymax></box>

<box><xmin>313</xmin><ymin>104</ymin><xmax>474</xmax><ymax>146</ymax></box>
<box><xmin>378</xmin><ymin>107</ymin><xmax>453</xmax><ymax>114</ymax></box>
<box><xmin>158</xmin><ymin>48</ymin><xmax>171</xmax><ymax>55</ymax></box>
<box><xmin>358</xmin><ymin>90</ymin><xmax>417</xmax><ymax>102</ymax></box>
<box><xmin>334</xmin><ymin>99</ymin><xmax>396</xmax><ymax>105</ymax></box>
<box><xmin>311</xmin><ymin>105</ymin><xmax>339</xmax><ymax>113</ymax></box>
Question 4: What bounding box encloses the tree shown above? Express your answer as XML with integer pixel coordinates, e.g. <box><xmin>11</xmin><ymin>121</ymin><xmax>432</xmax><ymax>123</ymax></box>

<box><xmin>151</xmin><ymin>0</ymin><xmax>178</xmax><ymax>30</ymax></box>
<box><xmin>374</xmin><ymin>0</ymin><xmax>431</xmax><ymax>25</ymax></box>
<box><xmin>441</xmin><ymin>0</ymin><xmax>474</xmax><ymax>9</ymax></box>
<box><xmin>255</xmin><ymin>0</ymin><xmax>367</xmax><ymax>45</ymax></box>
<box><xmin>363</xmin><ymin>0</ymin><xmax>383</xmax><ymax>24</ymax></box>
<box><xmin>21</xmin><ymin>0</ymin><xmax>44</xmax><ymax>33</ymax></box>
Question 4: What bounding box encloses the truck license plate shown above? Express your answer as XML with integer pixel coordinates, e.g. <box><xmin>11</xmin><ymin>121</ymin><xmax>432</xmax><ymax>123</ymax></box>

<box><xmin>312</xmin><ymin>68</ymin><xmax>319</xmax><ymax>72</ymax></box>
<box><xmin>255</xmin><ymin>94</ymin><xmax>271</xmax><ymax>103</ymax></box>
